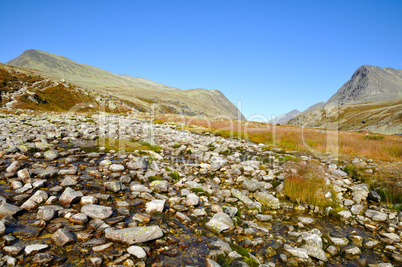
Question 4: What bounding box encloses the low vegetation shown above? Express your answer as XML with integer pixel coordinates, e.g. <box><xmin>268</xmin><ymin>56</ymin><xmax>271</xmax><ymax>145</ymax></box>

<box><xmin>344</xmin><ymin>164</ymin><xmax>402</xmax><ymax>209</ymax></box>
<box><xmin>149</xmin><ymin>114</ymin><xmax>401</xmax><ymax>162</ymax></box>
<box><xmin>282</xmin><ymin>162</ymin><xmax>336</xmax><ymax>209</ymax></box>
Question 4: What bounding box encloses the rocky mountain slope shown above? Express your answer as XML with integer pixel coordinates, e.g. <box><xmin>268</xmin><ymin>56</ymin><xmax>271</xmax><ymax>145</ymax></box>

<box><xmin>7</xmin><ymin>49</ymin><xmax>245</xmax><ymax>119</ymax></box>
<box><xmin>288</xmin><ymin>99</ymin><xmax>402</xmax><ymax>134</ymax></box>
<box><xmin>326</xmin><ymin>65</ymin><xmax>402</xmax><ymax>106</ymax></box>
<box><xmin>270</xmin><ymin>109</ymin><xmax>301</xmax><ymax>124</ymax></box>
<box><xmin>288</xmin><ymin>65</ymin><xmax>402</xmax><ymax>134</ymax></box>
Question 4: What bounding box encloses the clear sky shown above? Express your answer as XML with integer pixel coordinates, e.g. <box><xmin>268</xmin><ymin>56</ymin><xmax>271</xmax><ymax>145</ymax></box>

<box><xmin>1</xmin><ymin>0</ymin><xmax>401</xmax><ymax>120</ymax></box>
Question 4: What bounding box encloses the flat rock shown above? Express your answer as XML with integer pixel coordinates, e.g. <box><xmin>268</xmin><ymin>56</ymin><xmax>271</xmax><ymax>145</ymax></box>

<box><xmin>145</xmin><ymin>199</ymin><xmax>165</xmax><ymax>214</ymax></box>
<box><xmin>0</xmin><ymin>201</ymin><xmax>22</xmax><ymax>219</ymax></box>
<box><xmin>105</xmin><ymin>225</ymin><xmax>163</xmax><ymax>245</ymax></box>
<box><xmin>231</xmin><ymin>189</ymin><xmax>253</xmax><ymax>205</ymax></box>
<box><xmin>51</xmin><ymin>228</ymin><xmax>75</xmax><ymax>246</ymax></box>
<box><xmin>380</xmin><ymin>232</ymin><xmax>401</xmax><ymax>244</ymax></box>
<box><xmin>345</xmin><ymin>246</ymin><xmax>361</xmax><ymax>255</ymax></box>
<box><xmin>149</xmin><ymin>180</ymin><xmax>169</xmax><ymax>193</ymax></box>
<box><xmin>365</xmin><ymin>210</ymin><xmax>388</xmax><ymax>222</ymax></box>
<box><xmin>109</xmin><ymin>164</ymin><xmax>125</xmax><ymax>172</ymax></box>
<box><xmin>284</xmin><ymin>245</ymin><xmax>309</xmax><ymax>259</ymax></box>
<box><xmin>81</xmin><ymin>204</ymin><xmax>113</xmax><ymax>220</ymax></box>
<box><xmin>205</xmin><ymin>212</ymin><xmax>234</xmax><ymax>234</ymax></box>
<box><xmin>242</xmin><ymin>179</ymin><xmax>261</xmax><ymax>192</ymax></box>
<box><xmin>32</xmin><ymin>253</ymin><xmax>54</xmax><ymax>264</ymax></box>
<box><xmin>254</xmin><ymin>192</ymin><xmax>280</xmax><ymax>209</ymax></box>
<box><xmin>25</xmin><ymin>244</ymin><xmax>49</xmax><ymax>256</ymax></box>
<box><xmin>0</xmin><ymin>221</ymin><xmax>5</xmax><ymax>236</ymax></box>
<box><xmin>59</xmin><ymin>187</ymin><xmax>83</xmax><ymax>205</ymax></box>
<box><xmin>329</xmin><ymin>236</ymin><xmax>349</xmax><ymax>246</ymax></box>
<box><xmin>44</xmin><ymin>150</ymin><xmax>58</xmax><ymax>160</ymax></box>
<box><xmin>127</xmin><ymin>245</ymin><xmax>147</xmax><ymax>259</ymax></box>
<box><xmin>185</xmin><ymin>193</ymin><xmax>200</xmax><ymax>206</ymax></box>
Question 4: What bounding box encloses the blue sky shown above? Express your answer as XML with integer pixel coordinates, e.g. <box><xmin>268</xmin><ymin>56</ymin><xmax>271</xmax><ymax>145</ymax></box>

<box><xmin>1</xmin><ymin>0</ymin><xmax>401</xmax><ymax>120</ymax></box>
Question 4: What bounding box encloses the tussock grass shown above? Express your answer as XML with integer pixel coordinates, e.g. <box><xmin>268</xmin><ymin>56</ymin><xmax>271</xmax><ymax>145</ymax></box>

<box><xmin>150</xmin><ymin>114</ymin><xmax>401</xmax><ymax>162</ymax></box>
<box><xmin>344</xmin><ymin>164</ymin><xmax>402</xmax><ymax>208</ymax></box>
<box><xmin>283</xmin><ymin>162</ymin><xmax>335</xmax><ymax>208</ymax></box>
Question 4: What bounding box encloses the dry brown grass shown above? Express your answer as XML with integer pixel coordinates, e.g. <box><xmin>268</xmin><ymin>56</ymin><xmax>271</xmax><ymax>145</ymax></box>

<box><xmin>149</xmin><ymin>114</ymin><xmax>401</xmax><ymax>162</ymax></box>
<box><xmin>283</xmin><ymin>162</ymin><xmax>335</xmax><ymax>208</ymax></box>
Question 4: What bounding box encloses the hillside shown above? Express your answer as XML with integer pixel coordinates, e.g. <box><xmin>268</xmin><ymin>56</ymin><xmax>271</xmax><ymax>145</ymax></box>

<box><xmin>288</xmin><ymin>99</ymin><xmax>402</xmax><ymax>134</ymax></box>
<box><xmin>288</xmin><ymin>65</ymin><xmax>402</xmax><ymax>134</ymax></box>
<box><xmin>270</xmin><ymin>109</ymin><xmax>301</xmax><ymax>124</ymax></box>
<box><xmin>326</xmin><ymin>65</ymin><xmax>402</xmax><ymax>106</ymax></box>
<box><xmin>7</xmin><ymin>49</ymin><xmax>245</xmax><ymax>119</ymax></box>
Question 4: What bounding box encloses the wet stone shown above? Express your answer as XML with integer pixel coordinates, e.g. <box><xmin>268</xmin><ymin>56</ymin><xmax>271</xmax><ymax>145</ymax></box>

<box><xmin>205</xmin><ymin>212</ymin><xmax>234</xmax><ymax>234</ymax></box>
<box><xmin>51</xmin><ymin>228</ymin><xmax>76</xmax><ymax>246</ymax></box>
<box><xmin>89</xmin><ymin>257</ymin><xmax>103</xmax><ymax>267</ymax></box>
<box><xmin>0</xmin><ymin>201</ymin><xmax>22</xmax><ymax>218</ymax></box>
<box><xmin>254</xmin><ymin>192</ymin><xmax>280</xmax><ymax>209</ymax></box>
<box><xmin>93</xmin><ymin>242</ymin><xmax>113</xmax><ymax>252</ymax></box>
<box><xmin>145</xmin><ymin>199</ymin><xmax>165</xmax><ymax>214</ymax></box>
<box><xmin>36</xmin><ymin>208</ymin><xmax>57</xmax><ymax>221</ymax></box>
<box><xmin>132</xmin><ymin>213</ymin><xmax>151</xmax><ymax>224</ymax></box>
<box><xmin>127</xmin><ymin>245</ymin><xmax>147</xmax><ymax>259</ymax></box>
<box><xmin>32</xmin><ymin>253</ymin><xmax>54</xmax><ymax>264</ymax></box>
<box><xmin>59</xmin><ymin>187</ymin><xmax>83</xmax><ymax>205</ymax></box>
<box><xmin>24</xmin><ymin>244</ymin><xmax>49</xmax><ymax>256</ymax></box>
<box><xmin>344</xmin><ymin>246</ymin><xmax>361</xmax><ymax>256</ymax></box>
<box><xmin>105</xmin><ymin>225</ymin><xmax>164</xmax><ymax>245</ymax></box>
<box><xmin>3</xmin><ymin>245</ymin><xmax>24</xmax><ymax>256</ymax></box>
<box><xmin>0</xmin><ymin>221</ymin><xmax>5</xmax><ymax>237</ymax></box>
<box><xmin>365</xmin><ymin>210</ymin><xmax>388</xmax><ymax>222</ymax></box>
<box><xmin>70</xmin><ymin>213</ymin><xmax>89</xmax><ymax>224</ymax></box>
<box><xmin>81</xmin><ymin>204</ymin><xmax>113</xmax><ymax>220</ymax></box>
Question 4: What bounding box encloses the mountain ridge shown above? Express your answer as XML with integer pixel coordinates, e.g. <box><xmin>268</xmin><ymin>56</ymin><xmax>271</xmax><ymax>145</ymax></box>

<box><xmin>7</xmin><ymin>49</ymin><xmax>245</xmax><ymax>119</ymax></box>
<box><xmin>287</xmin><ymin>65</ymin><xmax>402</xmax><ymax>134</ymax></box>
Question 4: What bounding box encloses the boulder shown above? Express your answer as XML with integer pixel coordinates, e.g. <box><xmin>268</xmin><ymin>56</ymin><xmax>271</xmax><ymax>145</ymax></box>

<box><xmin>205</xmin><ymin>212</ymin><xmax>234</xmax><ymax>234</ymax></box>
<box><xmin>51</xmin><ymin>228</ymin><xmax>75</xmax><ymax>246</ymax></box>
<box><xmin>105</xmin><ymin>225</ymin><xmax>163</xmax><ymax>244</ymax></box>
<box><xmin>81</xmin><ymin>204</ymin><xmax>113</xmax><ymax>220</ymax></box>
<box><xmin>254</xmin><ymin>192</ymin><xmax>280</xmax><ymax>209</ymax></box>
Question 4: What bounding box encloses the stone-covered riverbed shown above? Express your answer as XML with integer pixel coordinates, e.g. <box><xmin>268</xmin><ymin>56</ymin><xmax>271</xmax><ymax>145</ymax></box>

<box><xmin>0</xmin><ymin>113</ymin><xmax>400</xmax><ymax>266</ymax></box>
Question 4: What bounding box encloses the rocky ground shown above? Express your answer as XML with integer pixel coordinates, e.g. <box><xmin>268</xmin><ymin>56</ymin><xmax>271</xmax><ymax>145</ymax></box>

<box><xmin>0</xmin><ymin>112</ymin><xmax>401</xmax><ymax>266</ymax></box>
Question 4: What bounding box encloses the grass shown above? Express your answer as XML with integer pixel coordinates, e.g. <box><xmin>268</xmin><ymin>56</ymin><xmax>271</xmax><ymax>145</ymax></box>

<box><xmin>365</xmin><ymin>135</ymin><xmax>385</xmax><ymax>140</ymax></box>
<box><xmin>283</xmin><ymin>162</ymin><xmax>336</xmax><ymax>208</ymax></box>
<box><xmin>190</xmin><ymin>188</ymin><xmax>210</xmax><ymax>197</ymax></box>
<box><xmin>149</xmin><ymin>114</ymin><xmax>401</xmax><ymax>162</ymax></box>
<box><xmin>344</xmin><ymin>164</ymin><xmax>402</xmax><ymax>208</ymax></box>
<box><xmin>168</xmin><ymin>172</ymin><xmax>180</xmax><ymax>181</ymax></box>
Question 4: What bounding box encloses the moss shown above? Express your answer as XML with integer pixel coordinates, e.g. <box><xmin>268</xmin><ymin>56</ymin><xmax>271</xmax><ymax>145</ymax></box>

<box><xmin>172</xmin><ymin>144</ymin><xmax>181</xmax><ymax>149</ymax></box>
<box><xmin>140</xmin><ymin>141</ymin><xmax>162</xmax><ymax>153</ymax></box>
<box><xmin>215</xmin><ymin>254</ymin><xmax>231</xmax><ymax>267</ymax></box>
<box><xmin>148</xmin><ymin>176</ymin><xmax>162</xmax><ymax>182</ymax></box>
<box><xmin>272</xmin><ymin>181</ymin><xmax>281</xmax><ymax>188</ymax></box>
<box><xmin>168</xmin><ymin>172</ymin><xmax>180</xmax><ymax>181</ymax></box>
<box><xmin>219</xmin><ymin>149</ymin><xmax>232</xmax><ymax>156</ymax></box>
<box><xmin>191</xmin><ymin>188</ymin><xmax>210</xmax><ymax>197</ymax></box>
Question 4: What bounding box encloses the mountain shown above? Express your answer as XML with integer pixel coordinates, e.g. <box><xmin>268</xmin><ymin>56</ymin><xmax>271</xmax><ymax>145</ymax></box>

<box><xmin>287</xmin><ymin>65</ymin><xmax>402</xmax><ymax>134</ymax></box>
<box><xmin>302</xmin><ymin>102</ymin><xmax>325</xmax><ymax>113</ymax></box>
<box><xmin>7</xmin><ymin>49</ymin><xmax>245</xmax><ymax>119</ymax></box>
<box><xmin>325</xmin><ymin>65</ymin><xmax>402</xmax><ymax>106</ymax></box>
<box><xmin>270</xmin><ymin>109</ymin><xmax>301</xmax><ymax>124</ymax></box>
